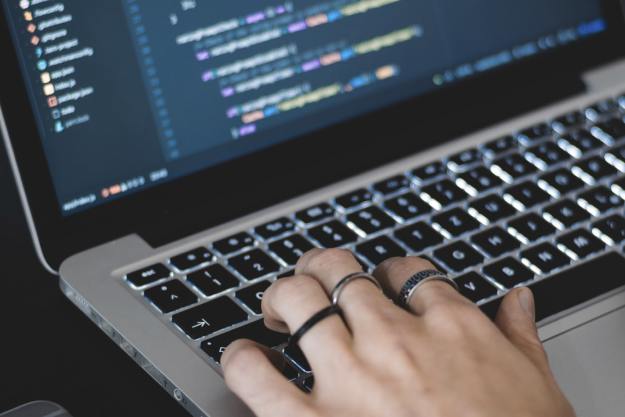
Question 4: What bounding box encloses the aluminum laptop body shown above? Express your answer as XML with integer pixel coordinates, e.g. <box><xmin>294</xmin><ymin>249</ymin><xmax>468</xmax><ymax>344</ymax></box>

<box><xmin>2</xmin><ymin>1</ymin><xmax>625</xmax><ymax>416</ymax></box>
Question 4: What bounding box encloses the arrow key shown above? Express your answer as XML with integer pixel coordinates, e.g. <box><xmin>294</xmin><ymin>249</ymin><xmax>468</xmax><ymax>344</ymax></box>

<box><xmin>172</xmin><ymin>297</ymin><xmax>248</xmax><ymax>340</ymax></box>
<box><xmin>144</xmin><ymin>280</ymin><xmax>198</xmax><ymax>314</ymax></box>
<box><xmin>454</xmin><ymin>272</ymin><xmax>499</xmax><ymax>303</ymax></box>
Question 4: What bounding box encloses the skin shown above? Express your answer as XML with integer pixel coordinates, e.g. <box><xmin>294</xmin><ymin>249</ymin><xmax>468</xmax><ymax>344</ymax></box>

<box><xmin>221</xmin><ymin>249</ymin><xmax>576</xmax><ymax>417</ymax></box>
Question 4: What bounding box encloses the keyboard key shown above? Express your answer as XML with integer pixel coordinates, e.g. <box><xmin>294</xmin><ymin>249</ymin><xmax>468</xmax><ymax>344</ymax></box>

<box><xmin>612</xmin><ymin>177</ymin><xmax>625</xmax><ymax>200</ymax></box>
<box><xmin>468</xmin><ymin>195</ymin><xmax>517</xmax><ymax>223</ymax></box>
<box><xmin>268</xmin><ymin>235</ymin><xmax>315</xmax><ymax>266</ymax></box>
<box><xmin>347</xmin><ymin>206</ymin><xmax>396</xmax><ymax>235</ymax></box>
<box><xmin>144</xmin><ymin>280</ymin><xmax>198</xmax><ymax>314</ymax></box>
<box><xmin>471</xmin><ymin>227</ymin><xmax>520</xmax><ymax>258</ymax></box>
<box><xmin>229</xmin><ymin>249</ymin><xmax>280</xmax><ymax>280</ymax></box>
<box><xmin>482</xmin><ymin>135</ymin><xmax>517</xmax><ymax>158</ymax></box>
<box><xmin>255</xmin><ymin>218</ymin><xmax>296</xmax><ymax>240</ymax></box>
<box><xmin>412</xmin><ymin>161</ymin><xmax>445</xmax><ymax>182</ymax></box>
<box><xmin>557</xmin><ymin>229</ymin><xmax>606</xmax><ymax>260</ymax></box>
<box><xmin>539</xmin><ymin>169</ymin><xmax>586</xmax><ymax>195</ymax></box>
<box><xmin>394</xmin><ymin>222</ymin><xmax>444</xmax><ymax>252</ymax></box>
<box><xmin>586</xmin><ymin>99</ymin><xmax>620</xmax><ymax>121</ymax></box>
<box><xmin>335</xmin><ymin>188</ymin><xmax>374</xmax><ymax>210</ymax></box>
<box><xmin>557</xmin><ymin>129</ymin><xmax>606</xmax><ymax>158</ymax></box>
<box><xmin>126</xmin><ymin>264</ymin><xmax>171</xmax><ymax>288</ymax></box>
<box><xmin>552</xmin><ymin>111</ymin><xmax>587</xmax><ymax>133</ymax></box>
<box><xmin>521</xmin><ymin>243</ymin><xmax>571</xmax><ymax>273</ymax></box>
<box><xmin>236</xmin><ymin>281</ymin><xmax>271</xmax><ymax>315</ymax></box>
<box><xmin>420</xmin><ymin>179</ymin><xmax>469</xmax><ymax>209</ymax></box>
<box><xmin>384</xmin><ymin>192</ymin><xmax>431</xmax><ymax>220</ymax></box>
<box><xmin>578</xmin><ymin>186</ymin><xmax>624</xmax><ymax>215</ymax></box>
<box><xmin>517</xmin><ymin>123</ymin><xmax>553</xmax><ymax>145</ymax></box>
<box><xmin>213</xmin><ymin>232</ymin><xmax>256</xmax><ymax>256</ymax></box>
<box><xmin>491</xmin><ymin>153</ymin><xmax>538</xmax><ymax>182</ymax></box>
<box><xmin>572</xmin><ymin>156</ymin><xmax>618</xmax><ymax>183</ymax></box>
<box><xmin>295</xmin><ymin>203</ymin><xmax>335</xmax><ymax>225</ymax></box>
<box><xmin>434</xmin><ymin>242</ymin><xmax>485</xmax><ymax>272</ymax></box>
<box><xmin>508</xmin><ymin>213</ymin><xmax>557</xmax><ymax>243</ymax></box>
<box><xmin>373</xmin><ymin>175</ymin><xmax>411</xmax><ymax>195</ymax></box>
<box><xmin>592</xmin><ymin>117</ymin><xmax>625</xmax><ymax>144</ymax></box>
<box><xmin>308</xmin><ymin>221</ymin><xmax>358</xmax><ymax>248</ymax></box>
<box><xmin>483</xmin><ymin>258</ymin><xmax>534</xmax><ymax>289</ymax></box>
<box><xmin>433</xmin><ymin>208</ymin><xmax>481</xmax><ymax>237</ymax></box>
<box><xmin>447</xmin><ymin>148</ymin><xmax>482</xmax><ymax>172</ymax></box>
<box><xmin>172</xmin><ymin>298</ymin><xmax>247</xmax><ymax>340</ymax></box>
<box><xmin>543</xmin><ymin>200</ymin><xmax>590</xmax><ymax>229</ymax></box>
<box><xmin>284</xmin><ymin>344</ymin><xmax>311</xmax><ymax>373</ymax></box>
<box><xmin>170</xmin><ymin>247</ymin><xmax>213</xmax><ymax>271</ymax></box>
<box><xmin>456</xmin><ymin>166</ymin><xmax>503</xmax><ymax>194</ymax></box>
<box><xmin>481</xmin><ymin>253</ymin><xmax>625</xmax><ymax>321</ymax></box>
<box><xmin>605</xmin><ymin>145</ymin><xmax>625</xmax><ymax>171</ymax></box>
<box><xmin>593</xmin><ymin>215</ymin><xmax>625</xmax><ymax>244</ymax></box>
<box><xmin>525</xmin><ymin>142</ymin><xmax>571</xmax><ymax>169</ymax></box>
<box><xmin>187</xmin><ymin>265</ymin><xmax>241</xmax><ymax>297</ymax></box>
<box><xmin>454</xmin><ymin>272</ymin><xmax>498</xmax><ymax>303</ymax></box>
<box><xmin>201</xmin><ymin>320</ymin><xmax>288</xmax><ymax>364</ymax></box>
<box><xmin>504</xmin><ymin>181</ymin><xmax>552</xmax><ymax>209</ymax></box>
<box><xmin>356</xmin><ymin>236</ymin><xmax>406</xmax><ymax>265</ymax></box>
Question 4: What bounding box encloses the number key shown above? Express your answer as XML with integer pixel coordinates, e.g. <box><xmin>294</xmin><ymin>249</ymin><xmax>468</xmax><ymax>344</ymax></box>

<box><xmin>269</xmin><ymin>234</ymin><xmax>315</xmax><ymax>266</ymax></box>
<box><xmin>308</xmin><ymin>221</ymin><xmax>358</xmax><ymax>248</ymax></box>
<box><xmin>229</xmin><ymin>249</ymin><xmax>280</xmax><ymax>280</ymax></box>
<box><xmin>347</xmin><ymin>206</ymin><xmax>396</xmax><ymax>235</ymax></box>
<box><xmin>187</xmin><ymin>265</ymin><xmax>240</xmax><ymax>297</ymax></box>
<box><xmin>384</xmin><ymin>192</ymin><xmax>431</xmax><ymax>221</ymax></box>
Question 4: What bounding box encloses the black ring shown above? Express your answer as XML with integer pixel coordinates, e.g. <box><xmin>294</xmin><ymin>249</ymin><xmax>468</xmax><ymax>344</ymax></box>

<box><xmin>288</xmin><ymin>305</ymin><xmax>343</xmax><ymax>348</ymax></box>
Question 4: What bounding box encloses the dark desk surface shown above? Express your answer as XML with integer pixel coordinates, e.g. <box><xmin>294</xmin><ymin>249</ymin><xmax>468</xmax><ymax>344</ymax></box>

<box><xmin>0</xmin><ymin>145</ymin><xmax>188</xmax><ymax>417</ymax></box>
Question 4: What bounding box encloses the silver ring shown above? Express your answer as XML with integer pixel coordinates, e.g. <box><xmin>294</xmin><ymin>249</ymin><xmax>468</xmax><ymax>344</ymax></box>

<box><xmin>397</xmin><ymin>270</ymin><xmax>458</xmax><ymax>309</ymax></box>
<box><xmin>331</xmin><ymin>272</ymin><xmax>382</xmax><ymax>305</ymax></box>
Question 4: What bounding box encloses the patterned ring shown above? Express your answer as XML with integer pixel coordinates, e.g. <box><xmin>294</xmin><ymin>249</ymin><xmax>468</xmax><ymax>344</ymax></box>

<box><xmin>397</xmin><ymin>269</ymin><xmax>458</xmax><ymax>309</ymax></box>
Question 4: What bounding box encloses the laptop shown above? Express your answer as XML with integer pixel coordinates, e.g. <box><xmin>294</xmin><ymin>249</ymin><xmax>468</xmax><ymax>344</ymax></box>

<box><xmin>2</xmin><ymin>0</ymin><xmax>625</xmax><ymax>416</ymax></box>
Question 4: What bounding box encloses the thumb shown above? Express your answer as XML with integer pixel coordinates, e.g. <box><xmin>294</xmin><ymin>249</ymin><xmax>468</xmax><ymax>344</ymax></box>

<box><xmin>495</xmin><ymin>287</ymin><xmax>552</xmax><ymax>377</ymax></box>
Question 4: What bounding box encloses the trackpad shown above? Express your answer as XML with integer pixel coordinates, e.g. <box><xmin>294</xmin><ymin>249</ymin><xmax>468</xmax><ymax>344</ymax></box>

<box><xmin>545</xmin><ymin>307</ymin><xmax>625</xmax><ymax>417</ymax></box>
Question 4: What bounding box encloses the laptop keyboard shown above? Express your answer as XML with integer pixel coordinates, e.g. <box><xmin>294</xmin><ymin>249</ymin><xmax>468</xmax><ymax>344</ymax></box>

<box><xmin>123</xmin><ymin>91</ymin><xmax>625</xmax><ymax>389</ymax></box>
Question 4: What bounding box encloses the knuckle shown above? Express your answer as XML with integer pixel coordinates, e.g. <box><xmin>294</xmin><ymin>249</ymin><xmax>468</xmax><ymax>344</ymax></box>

<box><xmin>308</xmin><ymin>248</ymin><xmax>356</xmax><ymax>269</ymax></box>
<box><xmin>378</xmin><ymin>256</ymin><xmax>435</xmax><ymax>277</ymax></box>
<box><xmin>270</xmin><ymin>275</ymin><xmax>319</xmax><ymax>305</ymax></box>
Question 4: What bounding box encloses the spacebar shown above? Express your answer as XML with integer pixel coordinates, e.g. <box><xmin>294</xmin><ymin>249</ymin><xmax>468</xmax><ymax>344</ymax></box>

<box><xmin>480</xmin><ymin>252</ymin><xmax>625</xmax><ymax>321</ymax></box>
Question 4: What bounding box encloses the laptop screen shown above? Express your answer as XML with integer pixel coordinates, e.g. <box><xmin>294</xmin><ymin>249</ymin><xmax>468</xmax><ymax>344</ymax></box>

<box><xmin>2</xmin><ymin>0</ymin><xmax>607</xmax><ymax>215</ymax></box>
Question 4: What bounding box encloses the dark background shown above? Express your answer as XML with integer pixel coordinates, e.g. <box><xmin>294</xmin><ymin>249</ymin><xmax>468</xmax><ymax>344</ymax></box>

<box><xmin>0</xmin><ymin>143</ymin><xmax>188</xmax><ymax>417</ymax></box>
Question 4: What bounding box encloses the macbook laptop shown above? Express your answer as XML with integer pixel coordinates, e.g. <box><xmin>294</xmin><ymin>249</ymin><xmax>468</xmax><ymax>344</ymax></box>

<box><xmin>2</xmin><ymin>1</ymin><xmax>625</xmax><ymax>416</ymax></box>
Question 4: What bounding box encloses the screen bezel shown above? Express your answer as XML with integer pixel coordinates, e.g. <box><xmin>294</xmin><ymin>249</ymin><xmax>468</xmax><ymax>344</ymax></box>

<box><xmin>1</xmin><ymin>0</ymin><xmax>625</xmax><ymax>270</ymax></box>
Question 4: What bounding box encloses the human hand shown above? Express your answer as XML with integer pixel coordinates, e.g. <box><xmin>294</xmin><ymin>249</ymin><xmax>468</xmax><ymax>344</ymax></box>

<box><xmin>222</xmin><ymin>249</ymin><xmax>575</xmax><ymax>417</ymax></box>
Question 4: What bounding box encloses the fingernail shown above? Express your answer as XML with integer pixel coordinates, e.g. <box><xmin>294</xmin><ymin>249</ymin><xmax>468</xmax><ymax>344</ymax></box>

<box><xmin>518</xmin><ymin>288</ymin><xmax>535</xmax><ymax>321</ymax></box>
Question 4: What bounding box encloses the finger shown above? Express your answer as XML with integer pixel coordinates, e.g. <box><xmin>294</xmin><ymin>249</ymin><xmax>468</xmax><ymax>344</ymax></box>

<box><xmin>261</xmin><ymin>274</ymin><xmax>352</xmax><ymax>370</ymax></box>
<box><xmin>373</xmin><ymin>256</ymin><xmax>472</xmax><ymax>315</ymax></box>
<box><xmin>495</xmin><ymin>288</ymin><xmax>553</xmax><ymax>378</ymax></box>
<box><xmin>222</xmin><ymin>340</ymin><xmax>310</xmax><ymax>417</ymax></box>
<box><xmin>295</xmin><ymin>248</ymin><xmax>392</xmax><ymax>329</ymax></box>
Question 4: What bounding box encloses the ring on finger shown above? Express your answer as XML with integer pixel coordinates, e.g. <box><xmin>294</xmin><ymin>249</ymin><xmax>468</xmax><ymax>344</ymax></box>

<box><xmin>288</xmin><ymin>304</ymin><xmax>344</xmax><ymax>348</ymax></box>
<box><xmin>331</xmin><ymin>272</ymin><xmax>383</xmax><ymax>305</ymax></box>
<box><xmin>397</xmin><ymin>269</ymin><xmax>458</xmax><ymax>309</ymax></box>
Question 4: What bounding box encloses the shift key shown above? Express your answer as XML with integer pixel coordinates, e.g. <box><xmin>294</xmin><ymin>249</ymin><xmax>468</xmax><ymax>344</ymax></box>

<box><xmin>480</xmin><ymin>252</ymin><xmax>625</xmax><ymax>321</ymax></box>
<box><xmin>201</xmin><ymin>320</ymin><xmax>288</xmax><ymax>364</ymax></box>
